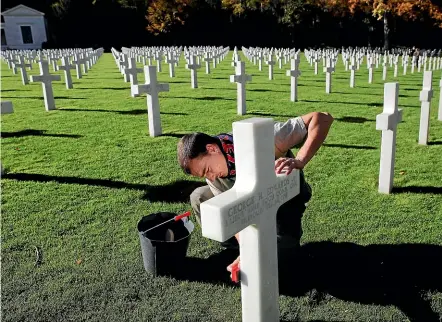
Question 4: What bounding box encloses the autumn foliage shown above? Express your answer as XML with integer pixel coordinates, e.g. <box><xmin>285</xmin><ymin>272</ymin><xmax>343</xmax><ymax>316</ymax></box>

<box><xmin>146</xmin><ymin>0</ymin><xmax>194</xmax><ymax>35</ymax></box>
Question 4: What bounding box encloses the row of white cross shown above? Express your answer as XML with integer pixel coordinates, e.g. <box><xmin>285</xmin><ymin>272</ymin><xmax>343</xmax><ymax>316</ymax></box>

<box><xmin>1</xmin><ymin>48</ymin><xmax>104</xmax><ymax>111</ymax></box>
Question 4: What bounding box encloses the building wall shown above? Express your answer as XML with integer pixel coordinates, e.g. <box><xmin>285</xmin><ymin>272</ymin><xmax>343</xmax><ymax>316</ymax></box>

<box><xmin>3</xmin><ymin>15</ymin><xmax>47</xmax><ymax>49</ymax></box>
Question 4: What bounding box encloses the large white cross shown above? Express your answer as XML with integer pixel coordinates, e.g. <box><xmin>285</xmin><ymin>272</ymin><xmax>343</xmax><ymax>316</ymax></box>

<box><xmin>349</xmin><ymin>59</ymin><xmax>357</xmax><ymax>88</ymax></box>
<box><xmin>131</xmin><ymin>66</ymin><xmax>169</xmax><ymax>137</ymax></box>
<box><xmin>418</xmin><ymin>71</ymin><xmax>433</xmax><ymax>145</ymax></box>
<box><xmin>230</xmin><ymin>61</ymin><xmax>252</xmax><ymax>116</ymax></box>
<box><xmin>376</xmin><ymin>83</ymin><xmax>402</xmax><ymax>194</ymax></box>
<box><xmin>286</xmin><ymin>57</ymin><xmax>301</xmax><ymax>102</ymax></box>
<box><xmin>30</xmin><ymin>60</ymin><xmax>61</xmax><ymax>112</ymax></box>
<box><xmin>185</xmin><ymin>55</ymin><xmax>201</xmax><ymax>89</ymax></box>
<box><xmin>201</xmin><ymin>118</ymin><xmax>300</xmax><ymax>322</ymax></box>
<box><xmin>58</xmin><ymin>56</ymin><xmax>75</xmax><ymax>89</ymax></box>
<box><xmin>368</xmin><ymin>58</ymin><xmax>375</xmax><ymax>84</ymax></box>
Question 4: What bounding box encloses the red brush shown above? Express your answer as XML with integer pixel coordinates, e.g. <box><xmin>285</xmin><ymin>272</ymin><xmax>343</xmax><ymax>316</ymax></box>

<box><xmin>141</xmin><ymin>211</ymin><xmax>191</xmax><ymax>234</ymax></box>
<box><xmin>231</xmin><ymin>262</ymin><xmax>240</xmax><ymax>283</ymax></box>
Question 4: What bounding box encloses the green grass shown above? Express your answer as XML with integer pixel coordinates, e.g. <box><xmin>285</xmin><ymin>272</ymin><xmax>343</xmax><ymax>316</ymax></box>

<box><xmin>1</xmin><ymin>52</ymin><xmax>442</xmax><ymax>322</ymax></box>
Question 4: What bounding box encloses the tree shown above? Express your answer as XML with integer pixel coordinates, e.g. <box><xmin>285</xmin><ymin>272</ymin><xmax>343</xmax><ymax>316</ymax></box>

<box><xmin>316</xmin><ymin>0</ymin><xmax>442</xmax><ymax>49</ymax></box>
<box><xmin>146</xmin><ymin>0</ymin><xmax>194</xmax><ymax>35</ymax></box>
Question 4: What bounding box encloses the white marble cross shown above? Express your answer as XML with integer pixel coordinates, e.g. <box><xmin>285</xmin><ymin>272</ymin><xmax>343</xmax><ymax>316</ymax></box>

<box><xmin>286</xmin><ymin>57</ymin><xmax>301</xmax><ymax>102</ymax></box>
<box><xmin>349</xmin><ymin>59</ymin><xmax>356</xmax><ymax>88</ymax></box>
<box><xmin>258</xmin><ymin>52</ymin><xmax>263</xmax><ymax>71</ymax></box>
<box><xmin>324</xmin><ymin>58</ymin><xmax>335</xmax><ymax>94</ymax></box>
<box><xmin>131</xmin><ymin>66</ymin><xmax>169</xmax><ymax>137</ymax></box>
<box><xmin>185</xmin><ymin>55</ymin><xmax>201</xmax><ymax>89</ymax></box>
<box><xmin>418</xmin><ymin>71</ymin><xmax>433</xmax><ymax>145</ymax></box>
<box><xmin>368</xmin><ymin>58</ymin><xmax>375</xmax><ymax>84</ymax></box>
<box><xmin>166</xmin><ymin>53</ymin><xmax>177</xmax><ymax>78</ymax></box>
<box><xmin>125</xmin><ymin>57</ymin><xmax>143</xmax><ymax>97</ymax></box>
<box><xmin>204</xmin><ymin>54</ymin><xmax>213</xmax><ymax>74</ymax></box>
<box><xmin>30</xmin><ymin>60</ymin><xmax>61</xmax><ymax>112</ymax></box>
<box><xmin>230</xmin><ymin>61</ymin><xmax>252</xmax><ymax>116</ymax></box>
<box><xmin>58</xmin><ymin>56</ymin><xmax>75</xmax><ymax>89</ymax></box>
<box><xmin>438</xmin><ymin>79</ymin><xmax>442</xmax><ymax>122</ymax></box>
<box><xmin>15</xmin><ymin>56</ymin><xmax>31</xmax><ymax>85</ymax></box>
<box><xmin>201</xmin><ymin>117</ymin><xmax>300</xmax><ymax>322</ymax></box>
<box><xmin>393</xmin><ymin>58</ymin><xmax>398</xmax><ymax>78</ymax></box>
<box><xmin>266</xmin><ymin>54</ymin><xmax>276</xmax><ymax>80</ymax></box>
<box><xmin>314</xmin><ymin>55</ymin><xmax>320</xmax><ymax>75</ymax></box>
<box><xmin>72</xmin><ymin>54</ymin><xmax>83</xmax><ymax>79</ymax></box>
<box><xmin>382</xmin><ymin>61</ymin><xmax>388</xmax><ymax>81</ymax></box>
<box><xmin>376</xmin><ymin>83</ymin><xmax>402</xmax><ymax>194</ymax></box>
<box><xmin>155</xmin><ymin>52</ymin><xmax>163</xmax><ymax>72</ymax></box>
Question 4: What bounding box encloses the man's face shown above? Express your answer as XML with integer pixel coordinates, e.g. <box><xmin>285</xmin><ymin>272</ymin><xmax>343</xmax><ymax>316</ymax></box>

<box><xmin>187</xmin><ymin>143</ymin><xmax>228</xmax><ymax>182</ymax></box>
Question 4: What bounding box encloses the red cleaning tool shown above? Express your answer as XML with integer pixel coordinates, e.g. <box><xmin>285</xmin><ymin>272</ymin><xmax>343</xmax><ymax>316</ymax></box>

<box><xmin>231</xmin><ymin>262</ymin><xmax>240</xmax><ymax>283</ymax></box>
<box><xmin>141</xmin><ymin>211</ymin><xmax>191</xmax><ymax>234</ymax></box>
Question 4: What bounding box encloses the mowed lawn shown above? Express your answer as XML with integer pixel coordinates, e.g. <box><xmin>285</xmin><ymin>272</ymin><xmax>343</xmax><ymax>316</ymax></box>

<box><xmin>1</xmin><ymin>51</ymin><xmax>442</xmax><ymax>322</ymax></box>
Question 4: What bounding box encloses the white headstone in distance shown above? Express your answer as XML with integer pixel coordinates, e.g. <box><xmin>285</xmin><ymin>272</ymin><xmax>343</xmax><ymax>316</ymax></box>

<box><xmin>324</xmin><ymin>58</ymin><xmax>335</xmax><ymax>94</ymax></box>
<box><xmin>72</xmin><ymin>54</ymin><xmax>83</xmax><ymax>79</ymax></box>
<box><xmin>204</xmin><ymin>54</ymin><xmax>213</xmax><ymax>74</ymax></box>
<box><xmin>286</xmin><ymin>57</ymin><xmax>301</xmax><ymax>102</ymax></box>
<box><xmin>230</xmin><ymin>61</ymin><xmax>252</xmax><ymax>116</ymax></box>
<box><xmin>418</xmin><ymin>71</ymin><xmax>433</xmax><ymax>145</ymax></box>
<box><xmin>368</xmin><ymin>58</ymin><xmax>375</xmax><ymax>84</ymax></box>
<box><xmin>382</xmin><ymin>61</ymin><xmax>388</xmax><ymax>81</ymax></box>
<box><xmin>58</xmin><ymin>56</ymin><xmax>75</xmax><ymax>89</ymax></box>
<box><xmin>349</xmin><ymin>59</ymin><xmax>356</xmax><ymax>88</ymax></box>
<box><xmin>131</xmin><ymin>66</ymin><xmax>169</xmax><ymax>137</ymax></box>
<box><xmin>185</xmin><ymin>55</ymin><xmax>201</xmax><ymax>89</ymax></box>
<box><xmin>125</xmin><ymin>58</ymin><xmax>143</xmax><ymax>97</ymax></box>
<box><xmin>30</xmin><ymin>60</ymin><xmax>61</xmax><ymax>111</ymax></box>
<box><xmin>393</xmin><ymin>59</ymin><xmax>398</xmax><ymax>78</ymax></box>
<box><xmin>166</xmin><ymin>53</ymin><xmax>177</xmax><ymax>78</ymax></box>
<box><xmin>266</xmin><ymin>54</ymin><xmax>275</xmax><ymax>80</ymax></box>
<box><xmin>201</xmin><ymin>117</ymin><xmax>301</xmax><ymax>322</ymax></box>
<box><xmin>376</xmin><ymin>82</ymin><xmax>402</xmax><ymax>194</ymax></box>
<box><xmin>14</xmin><ymin>56</ymin><xmax>32</xmax><ymax>85</ymax></box>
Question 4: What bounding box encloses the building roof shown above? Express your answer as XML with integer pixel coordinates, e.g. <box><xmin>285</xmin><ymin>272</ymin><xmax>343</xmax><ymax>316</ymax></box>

<box><xmin>2</xmin><ymin>4</ymin><xmax>45</xmax><ymax>16</ymax></box>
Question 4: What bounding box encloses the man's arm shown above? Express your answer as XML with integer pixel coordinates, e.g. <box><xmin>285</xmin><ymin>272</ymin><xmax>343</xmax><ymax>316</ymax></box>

<box><xmin>296</xmin><ymin>112</ymin><xmax>334</xmax><ymax>167</ymax></box>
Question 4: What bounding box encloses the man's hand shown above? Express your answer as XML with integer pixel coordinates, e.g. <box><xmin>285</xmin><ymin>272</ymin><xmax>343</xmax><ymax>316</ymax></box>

<box><xmin>275</xmin><ymin>157</ymin><xmax>304</xmax><ymax>175</ymax></box>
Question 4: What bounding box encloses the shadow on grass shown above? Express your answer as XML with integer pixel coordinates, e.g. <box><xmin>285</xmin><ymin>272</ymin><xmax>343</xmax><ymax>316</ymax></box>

<box><xmin>301</xmin><ymin>99</ymin><xmax>417</xmax><ymax>108</ymax></box>
<box><xmin>1</xmin><ymin>96</ymin><xmax>86</xmax><ymax>100</ymax></box>
<box><xmin>164</xmin><ymin>242</ymin><xmax>442</xmax><ymax>322</ymax></box>
<box><xmin>248</xmin><ymin>111</ymin><xmax>297</xmax><ymax>118</ymax></box>
<box><xmin>2</xmin><ymin>172</ymin><xmax>204</xmax><ymax>203</ymax></box>
<box><xmin>335</xmin><ymin>116</ymin><xmax>374</xmax><ymax>123</ymax></box>
<box><xmin>0</xmin><ymin>89</ymin><xmax>31</xmax><ymax>92</ymax></box>
<box><xmin>323</xmin><ymin>143</ymin><xmax>376</xmax><ymax>150</ymax></box>
<box><xmin>1</xmin><ymin>129</ymin><xmax>82</xmax><ymax>138</ymax></box>
<box><xmin>160</xmin><ymin>133</ymin><xmax>187</xmax><ymax>138</ymax></box>
<box><xmin>164</xmin><ymin>96</ymin><xmax>236</xmax><ymax>101</ymax></box>
<box><xmin>75</xmin><ymin>86</ymin><xmax>128</xmax><ymax>90</ymax></box>
<box><xmin>58</xmin><ymin>108</ymin><xmax>187</xmax><ymax>116</ymax></box>
<box><xmin>428</xmin><ymin>141</ymin><xmax>442</xmax><ymax>146</ymax></box>
<box><xmin>392</xmin><ymin>186</ymin><xmax>442</xmax><ymax>194</ymax></box>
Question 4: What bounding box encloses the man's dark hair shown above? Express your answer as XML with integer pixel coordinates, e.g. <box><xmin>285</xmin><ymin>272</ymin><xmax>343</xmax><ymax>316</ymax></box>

<box><xmin>177</xmin><ymin>132</ymin><xmax>220</xmax><ymax>175</ymax></box>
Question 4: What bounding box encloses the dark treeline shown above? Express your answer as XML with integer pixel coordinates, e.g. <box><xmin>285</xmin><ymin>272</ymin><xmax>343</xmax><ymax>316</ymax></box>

<box><xmin>2</xmin><ymin>0</ymin><xmax>442</xmax><ymax>50</ymax></box>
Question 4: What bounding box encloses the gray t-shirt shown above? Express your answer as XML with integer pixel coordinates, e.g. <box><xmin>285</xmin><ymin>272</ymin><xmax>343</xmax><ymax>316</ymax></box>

<box><xmin>207</xmin><ymin>117</ymin><xmax>308</xmax><ymax>196</ymax></box>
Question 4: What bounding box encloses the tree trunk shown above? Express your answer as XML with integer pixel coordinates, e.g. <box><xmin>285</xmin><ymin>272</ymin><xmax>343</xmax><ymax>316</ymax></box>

<box><xmin>383</xmin><ymin>12</ymin><xmax>391</xmax><ymax>50</ymax></box>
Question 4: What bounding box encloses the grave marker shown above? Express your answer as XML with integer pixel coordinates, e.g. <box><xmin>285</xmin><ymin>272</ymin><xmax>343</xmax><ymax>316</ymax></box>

<box><xmin>418</xmin><ymin>71</ymin><xmax>433</xmax><ymax>145</ymax></box>
<box><xmin>30</xmin><ymin>60</ymin><xmax>61</xmax><ymax>111</ymax></box>
<box><xmin>201</xmin><ymin>118</ymin><xmax>300</xmax><ymax>322</ymax></box>
<box><xmin>131</xmin><ymin>66</ymin><xmax>169</xmax><ymax>137</ymax></box>
<box><xmin>376</xmin><ymin>83</ymin><xmax>402</xmax><ymax>194</ymax></box>
<box><xmin>230</xmin><ymin>61</ymin><xmax>252</xmax><ymax>116</ymax></box>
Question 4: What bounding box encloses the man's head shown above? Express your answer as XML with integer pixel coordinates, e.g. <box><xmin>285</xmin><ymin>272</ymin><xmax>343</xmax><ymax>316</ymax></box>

<box><xmin>177</xmin><ymin>133</ymin><xmax>228</xmax><ymax>182</ymax></box>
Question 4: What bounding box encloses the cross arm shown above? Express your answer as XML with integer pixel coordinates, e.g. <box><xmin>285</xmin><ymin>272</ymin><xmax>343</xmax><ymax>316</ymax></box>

<box><xmin>201</xmin><ymin>172</ymin><xmax>300</xmax><ymax>242</ymax></box>
<box><xmin>376</xmin><ymin>109</ymin><xmax>403</xmax><ymax>131</ymax></box>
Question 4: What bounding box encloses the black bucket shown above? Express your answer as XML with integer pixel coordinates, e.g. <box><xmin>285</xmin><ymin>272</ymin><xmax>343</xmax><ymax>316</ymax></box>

<box><xmin>138</xmin><ymin>212</ymin><xmax>194</xmax><ymax>276</ymax></box>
